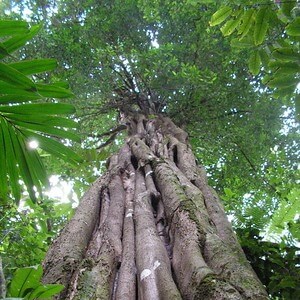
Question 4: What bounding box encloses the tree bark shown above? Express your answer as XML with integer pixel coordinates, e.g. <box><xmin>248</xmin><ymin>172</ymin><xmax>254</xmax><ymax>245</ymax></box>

<box><xmin>42</xmin><ymin>113</ymin><xmax>268</xmax><ymax>299</ymax></box>
<box><xmin>0</xmin><ymin>256</ymin><xmax>6</xmax><ymax>299</ymax></box>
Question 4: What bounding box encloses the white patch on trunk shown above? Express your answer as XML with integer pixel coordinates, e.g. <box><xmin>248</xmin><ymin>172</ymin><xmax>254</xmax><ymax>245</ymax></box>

<box><xmin>140</xmin><ymin>260</ymin><xmax>161</xmax><ymax>281</ymax></box>
<box><xmin>140</xmin><ymin>269</ymin><xmax>152</xmax><ymax>280</ymax></box>
<box><xmin>145</xmin><ymin>170</ymin><xmax>153</xmax><ymax>177</ymax></box>
<box><xmin>126</xmin><ymin>208</ymin><xmax>133</xmax><ymax>217</ymax></box>
<box><xmin>153</xmin><ymin>260</ymin><xmax>161</xmax><ymax>270</ymax></box>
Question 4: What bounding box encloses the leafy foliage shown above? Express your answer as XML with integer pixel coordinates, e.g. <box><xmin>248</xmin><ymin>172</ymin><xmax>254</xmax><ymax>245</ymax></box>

<box><xmin>237</xmin><ymin>228</ymin><xmax>300</xmax><ymax>299</ymax></box>
<box><xmin>0</xmin><ymin>198</ymin><xmax>72</xmax><ymax>280</ymax></box>
<box><xmin>4</xmin><ymin>265</ymin><xmax>63</xmax><ymax>299</ymax></box>
<box><xmin>268</xmin><ymin>187</ymin><xmax>299</xmax><ymax>237</ymax></box>
<box><xmin>0</xmin><ymin>20</ymin><xmax>81</xmax><ymax>203</ymax></box>
<box><xmin>210</xmin><ymin>1</ymin><xmax>300</xmax><ymax>119</ymax></box>
<box><xmin>0</xmin><ymin>1</ymin><xmax>299</xmax><ymax>299</ymax></box>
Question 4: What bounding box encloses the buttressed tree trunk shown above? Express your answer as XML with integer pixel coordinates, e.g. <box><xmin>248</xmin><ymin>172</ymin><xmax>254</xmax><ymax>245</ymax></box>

<box><xmin>42</xmin><ymin>112</ymin><xmax>268</xmax><ymax>299</ymax></box>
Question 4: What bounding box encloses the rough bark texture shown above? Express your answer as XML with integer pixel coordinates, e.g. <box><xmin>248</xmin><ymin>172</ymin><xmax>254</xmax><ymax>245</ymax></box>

<box><xmin>0</xmin><ymin>256</ymin><xmax>6</xmax><ymax>299</ymax></box>
<box><xmin>42</xmin><ymin>113</ymin><xmax>268</xmax><ymax>299</ymax></box>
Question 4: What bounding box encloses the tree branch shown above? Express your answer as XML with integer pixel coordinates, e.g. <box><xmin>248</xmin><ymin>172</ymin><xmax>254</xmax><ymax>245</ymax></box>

<box><xmin>90</xmin><ymin>125</ymin><xmax>127</xmax><ymax>139</ymax></box>
<box><xmin>208</xmin><ymin>110</ymin><xmax>252</xmax><ymax>120</ymax></box>
<box><xmin>96</xmin><ymin>132</ymin><xmax>119</xmax><ymax>150</ymax></box>
<box><xmin>235</xmin><ymin>143</ymin><xmax>278</xmax><ymax>193</ymax></box>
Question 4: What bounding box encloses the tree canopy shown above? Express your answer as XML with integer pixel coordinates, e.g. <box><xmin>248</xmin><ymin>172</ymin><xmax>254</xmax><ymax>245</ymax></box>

<box><xmin>0</xmin><ymin>1</ymin><xmax>299</xmax><ymax>299</ymax></box>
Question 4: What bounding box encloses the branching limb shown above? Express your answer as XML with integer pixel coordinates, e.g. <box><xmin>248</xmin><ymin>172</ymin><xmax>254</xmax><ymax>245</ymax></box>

<box><xmin>96</xmin><ymin>132</ymin><xmax>119</xmax><ymax>150</ymax></box>
<box><xmin>90</xmin><ymin>125</ymin><xmax>127</xmax><ymax>139</ymax></box>
<box><xmin>235</xmin><ymin>143</ymin><xmax>278</xmax><ymax>193</ymax></box>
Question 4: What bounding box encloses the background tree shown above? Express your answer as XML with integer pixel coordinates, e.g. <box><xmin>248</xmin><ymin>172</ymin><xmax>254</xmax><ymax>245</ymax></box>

<box><xmin>0</xmin><ymin>0</ymin><xmax>299</xmax><ymax>299</ymax></box>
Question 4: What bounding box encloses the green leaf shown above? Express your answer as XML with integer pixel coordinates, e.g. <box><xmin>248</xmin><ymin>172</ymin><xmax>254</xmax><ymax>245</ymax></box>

<box><xmin>17</xmin><ymin>134</ymin><xmax>48</xmax><ymax>197</ymax></box>
<box><xmin>0</xmin><ymin>43</ymin><xmax>10</xmax><ymax>57</ymax></box>
<box><xmin>0</xmin><ymin>103</ymin><xmax>76</xmax><ymax>115</ymax></box>
<box><xmin>0</xmin><ymin>94</ymin><xmax>41</xmax><ymax>104</ymax></box>
<box><xmin>275</xmin><ymin>67</ymin><xmax>300</xmax><ymax>75</ymax></box>
<box><xmin>286</xmin><ymin>17</ymin><xmax>300</xmax><ymax>36</ymax></box>
<box><xmin>8</xmin><ymin>124</ymin><xmax>37</xmax><ymax>200</ymax></box>
<box><xmin>230</xmin><ymin>37</ymin><xmax>254</xmax><ymax>48</ymax></box>
<box><xmin>259</xmin><ymin>48</ymin><xmax>270</xmax><ymax>66</ymax></box>
<box><xmin>0</xmin><ymin>81</ymin><xmax>73</xmax><ymax>101</ymax></box>
<box><xmin>0</xmin><ymin>118</ymin><xmax>8</xmax><ymax>199</ymax></box>
<box><xmin>0</xmin><ymin>82</ymin><xmax>39</xmax><ymax>96</ymax></box>
<box><xmin>248</xmin><ymin>50</ymin><xmax>261</xmax><ymax>75</ymax></box>
<box><xmin>272</xmin><ymin>47</ymin><xmax>300</xmax><ymax>61</ymax></box>
<box><xmin>268</xmin><ymin>188</ymin><xmax>300</xmax><ymax>235</ymax></box>
<box><xmin>0</xmin><ymin>62</ymin><xmax>36</xmax><ymax>90</ymax></box>
<box><xmin>269</xmin><ymin>60</ymin><xmax>299</xmax><ymax>69</ymax></box>
<box><xmin>289</xmin><ymin>220</ymin><xmax>300</xmax><ymax>240</ymax></box>
<box><xmin>0</xmin><ymin>117</ymin><xmax>21</xmax><ymax>202</ymax></box>
<box><xmin>270</xmin><ymin>61</ymin><xmax>300</xmax><ymax>74</ymax></box>
<box><xmin>27</xmin><ymin>284</ymin><xmax>64</xmax><ymax>300</ymax></box>
<box><xmin>224</xmin><ymin>187</ymin><xmax>235</xmax><ymax>198</ymax></box>
<box><xmin>267</xmin><ymin>74</ymin><xmax>299</xmax><ymax>88</ymax></box>
<box><xmin>23</xmin><ymin>145</ymin><xmax>48</xmax><ymax>189</ymax></box>
<box><xmin>273</xmin><ymin>85</ymin><xmax>296</xmax><ymax>99</ymax></box>
<box><xmin>8</xmin><ymin>265</ymin><xmax>63</xmax><ymax>299</ymax></box>
<box><xmin>1</xmin><ymin>25</ymin><xmax>41</xmax><ymax>59</ymax></box>
<box><xmin>9</xmin><ymin>265</ymin><xmax>42</xmax><ymax>297</ymax></box>
<box><xmin>221</xmin><ymin>11</ymin><xmax>243</xmax><ymax>36</ymax></box>
<box><xmin>0</xmin><ymin>20</ymin><xmax>28</xmax><ymax>37</ymax></box>
<box><xmin>36</xmin><ymin>83</ymin><xmax>74</xmax><ymax>98</ymax></box>
<box><xmin>8</xmin><ymin>59</ymin><xmax>57</xmax><ymax>75</ymax></box>
<box><xmin>11</xmin><ymin>119</ymin><xmax>81</xmax><ymax>142</ymax></box>
<box><xmin>22</xmin><ymin>130</ymin><xmax>82</xmax><ymax>164</ymax></box>
<box><xmin>254</xmin><ymin>8</ymin><xmax>269</xmax><ymax>45</ymax></box>
<box><xmin>237</xmin><ymin>9</ymin><xmax>255</xmax><ymax>39</ymax></box>
<box><xmin>281</xmin><ymin>0</ymin><xmax>297</xmax><ymax>18</ymax></box>
<box><xmin>50</xmin><ymin>81</ymin><xmax>70</xmax><ymax>89</ymax></box>
<box><xmin>210</xmin><ymin>6</ymin><xmax>232</xmax><ymax>26</ymax></box>
<box><xmin>4</xmin><ymin>114</ymin><xmax>79</xmax><ymax>128</ymax></box>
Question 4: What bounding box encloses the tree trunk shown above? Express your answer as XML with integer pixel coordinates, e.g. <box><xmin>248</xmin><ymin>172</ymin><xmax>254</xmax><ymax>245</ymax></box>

<box><xmin>42</xmin><ymin>113</ymin><xmax>268</xmax><ymax>299</ymax></box>
<box><xmin>0</xmin><ymin>257</ymin><xmax>6</xmax><ymax>299</ymax></box>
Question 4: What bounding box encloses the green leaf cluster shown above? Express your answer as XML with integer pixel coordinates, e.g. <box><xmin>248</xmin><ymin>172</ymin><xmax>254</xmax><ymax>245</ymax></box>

<box><xmin>5</xmin><ymin>265</ymin><xmax>63</xmax><ymax>299</ymax></box>
<box><xmin>237</xmin><ymin>227</ymin><xmax>300</xmax><ymax>299</ymax></box>
<box><xmin>268</xmin><ymin>187</ymin><xmax>300</xmax><ymax>239</ymax></box>
<box><xmin>211</xmin><ymin>1</ymin><xmax>300</xmax><ymax>113</ymax></box>
<box><xmin>1</xmin><ymin>197</ymin><xmax>73</xmax><ymax>281</ymax></box>
<box><xmin>0</xmin><ymin>20</ymin><xmax>82</xmax><ymax>203</ymax></box>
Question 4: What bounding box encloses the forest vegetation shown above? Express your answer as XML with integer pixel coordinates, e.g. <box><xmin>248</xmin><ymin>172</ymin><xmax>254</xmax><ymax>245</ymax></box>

<box><xmin>0</xmin><ymin>0</ymin><xmax>299</xmax><ymax>299</ymax></box>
